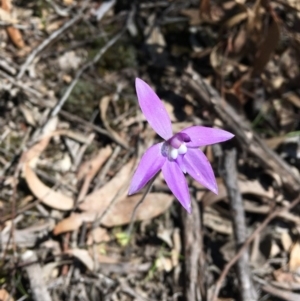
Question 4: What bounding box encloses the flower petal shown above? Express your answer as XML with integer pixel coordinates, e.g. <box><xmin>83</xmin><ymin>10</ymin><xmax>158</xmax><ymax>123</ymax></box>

<box><xmin>176</xmin><ymin>155</ymin><xmax>186</xmax><ymax>174</ymax></box>
<box><xmin>135</xmin><ymin>78</ymin><xmax>173</xmax><ymax>140</ymax></box>
<box><xmin>184</xmin><ymin>148</ymin><xmax>218</xmax><ymax>194</ymax></box>
<box><xmin>129</xmin><ymin>143</ymin><xmax>166</xmax><ymax>195</ymax></box>
<box><xmin>180</xmin><ymin>126</ymin><xmax>234</xmax><ymax>148</ymax></box>
<box><xmin>162</xmin><ymin>160</ymin><xmax>191</xmax><ymax>213</ymax></box>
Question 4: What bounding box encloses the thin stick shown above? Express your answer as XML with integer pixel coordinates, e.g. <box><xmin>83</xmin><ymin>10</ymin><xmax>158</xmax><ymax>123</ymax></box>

<box><xmin>220</xmin><ymin>148</ymin><xmax>257</xmax><ymax>301</ymax></box>
<box><xmin>126</xmin><ymin>175</ymin><xmax>158</xmax><ymax>238</ymax></box>
<box><xmin>183</xmin><ymin>197</ymin><xmax>204</xmax><ymax>301</ymax></box>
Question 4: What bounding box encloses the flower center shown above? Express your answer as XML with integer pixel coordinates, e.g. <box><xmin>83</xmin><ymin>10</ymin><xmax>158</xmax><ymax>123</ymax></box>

<box><xmin>161</xmin><ymin>133</ymin><xmax>190</xmax><ymax>161</ymax></box>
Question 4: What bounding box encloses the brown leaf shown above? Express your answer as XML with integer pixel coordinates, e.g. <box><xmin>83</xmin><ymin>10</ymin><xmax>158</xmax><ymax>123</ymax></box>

<box><xmin>87</xmin><ymin>227</ymin><xmax>110</xmax><ymax>245</ymax></box>
<box><xmin>1</xmin><ymin>0</ymin><xmax>24</xmax><ymax>48</ymax></box>
<box><xmin>66</xmin><ymin>248</ymin><xmax>95</xmax><ymax>271</ymax></box>
<box><xmin>0</xmin><ymin>289</ymin><xmax>14</xmax><ymax>301</ymax></box>
<box><xmin>281</xmin><ymin>232</ymin><xmax>293</xmax><ymax>252</ymax></box>
<box><xmin>274</xmin><ymin>268</ymin><xmax>295</xmax><ymax>284</ymax></box>
<box><xmin>6</xmin><ymin>27</ymin><xmax>25</xmax><ymax>48</ymax></box>
<box><xmin>210</xmin><ymin>44</ymin><xmax>234</xmax><ymax>76</ymax></box>
<box><xmin>199</xmin><ymin>0</ymin><xmax>211</xmax><ymax>20</ymax></box>
<box><xmin>289</xmin><ymin>242</ymin><xmax>300</xmax><ymax>273</ymax></box>
<box><xmin>77</xmin><ymin>145</ymin><xmax>112</xmax><ymax>202</ymax></box>
<box><xmin>0</xmin><ymin>8</ymin><xmax>16</xmax><ymax>23</ymax></box>
<box><xmin>79</xmin><ymin>160</ymin><xmax>134</xmax><ymax>212</ymax></box>
<box><xmin>22</xmin><ymin>136</ymin><xmax>51</xmax><ymax>166</ymax></box>
<box><xmin>102</xmin><ymin>193</ymin><xmax>173</xmax><ymax>227</ymax></box>
<box><xmin>21</xmin><ymin>118</ymin><xmax>58</xmax><ymax>166</ymax></box>
<box><xmin>54</xmin><ymin>193</ymin><xmax>173</xmax><ymax>234</ymax></box>
<box><xmin>232</xmin><ymin>27</ymin><xmax>247</xmax><ymax>54</ymax></box>
<box><xmin>53</xmin><ymin>212</ymin><xmax>93</xmax><ymax>235</ymax></box>
<box><xmin>77</xmin><ymin>146</ymin><xmax>112</xmax><ymax>181</ymax></box>
<box><xmin>24</xmin><ymin>164</ymin><xmax>74</xmax><ymax>211</ymax></box>
<box><xmin>1</xmin><ymin>0</ymin><xmax>12</xmax><ymax>11</ymax></box>
<box><xmin>253</xmin><ymin>18</ymin><xmax>280</xmax><ymax>75</ymax></box>
<box><xmin>203</xmin><ymin>206</ymin><xmax>232</xmax><ymax>235</ymax></box>
<box><xmin>225</xmin><ymin>11</ymin><xmax>248</xmax><ymax>28</ymax></box>
<box><xmin>181</xmin><ymin>9</ymin><xmax>201</xmax><ymax>26</ymax></box>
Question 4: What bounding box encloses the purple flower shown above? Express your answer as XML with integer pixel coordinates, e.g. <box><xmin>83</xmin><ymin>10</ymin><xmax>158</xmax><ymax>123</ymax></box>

<box><xmin>128</xmin><ymin>78</ymin><xmax>234</xmax><ymax>213</ymax></box>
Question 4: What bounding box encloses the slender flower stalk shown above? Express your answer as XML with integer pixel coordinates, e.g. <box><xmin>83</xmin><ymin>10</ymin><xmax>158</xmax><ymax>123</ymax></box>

<box><xmin>129</xmin><ymin>78</ymin><xmax>234</xmax><ymax>213</ymax></box>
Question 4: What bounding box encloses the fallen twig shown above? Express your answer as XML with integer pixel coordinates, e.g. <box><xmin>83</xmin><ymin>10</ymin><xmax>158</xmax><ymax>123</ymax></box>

<box><xmin>182</xmin><ymin>198</ymin><xmax>205</xmax><ymax>301</ymax></box>
<box><xmin>220</xmin><ymin>148</ymin><xmax>257</xmax><ymax>301</ymax></box>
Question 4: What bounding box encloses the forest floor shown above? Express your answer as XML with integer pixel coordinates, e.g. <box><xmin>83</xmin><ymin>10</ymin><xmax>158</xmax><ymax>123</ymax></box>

<box><xmin>1</xmin><ymin>1</ymin><xmax>300</xmax><ymax>300</ymax></box>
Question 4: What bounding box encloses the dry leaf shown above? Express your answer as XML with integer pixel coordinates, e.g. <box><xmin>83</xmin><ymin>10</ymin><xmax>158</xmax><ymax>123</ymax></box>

<box><xmin>273</xmin><ymin>269</ymin><xmax>300</xmax><ymax>290</ymax></box>
<box><xmin>289</xmin><ymin>242</ymin><xmax>300</xmax><ymax>273</ymax></box>
<box><xmin>77</xmin><ymin>146</ymin><xmax>112</xmax><ymax>181</ymax></box>
<box><xmin>97</xmin><ymin>254</ymin><xmax>120</xmax><ymax>264</ymax></box>
<box><xmin>281</xmin><ymin>231</ymin><xmax>293</xmax><ymax>252</ymax></box>
<box><xmin>157</xmin><ymin>228</ymin><xmax>173</xmax><ymax>247</ymax></box>
<box><xmin>87</xmin><ymin>227</ymin><xmax>110</xmax><ymax>245</ymax></box>
<box><xmin>63</xmin><ymin>0</ymin><xmax>74</xmax><ymax>5</ymax></box>
<box><xmin>77</xmin><ymin>145</ymin><xmax>112</xmax><ymax>202</ymax></box>
<box><xmin>24</xmin><ymin>164</ymin><xmax>74</xmax><ymax>211</ymax></box>
<box><xmin>203</xmin><ymin>206</ymin><xmax>232</xmax><ymax>235</ymax></box>
<box><xmin>285</xmin><ymin>0</ymin><xmax>300</xmax><ymax>11</ymax></box>
<box><xmin>77</xmin><ymin>146</ymin><xmax>112</xmax><ymax>202</ymax></box>
<box><xmin>1</xmin><ymin>0</ymin><xmax>12</xmax><ymax>11</ymax></box>
<box><xmin>274</xmin><ymin>268</ymin><xmax>295</xmax><ymax>284</ymax></box>
<box><xmin>199</xmin><ymin>0</ymin><xmax>211</xmax><ymax>21</ymax></box>
<box><xmin>232</xmin><ymin>27</ymin><xmax>247</xmax><ymax>54</ymax></box>
<box><xmin>67</xmin><ymin>248</ymin><xmax>95</xmax><ymax>271</ymax></box>
<box><xmin>21</xmin><ymin>118</ymin><xmax>58</xmax><ymax>166</ymax></box>
<box><xmin>156</xmin><ymin>256</ymin><xmax>173</xmax><ymax>272</ymax></box>
<box><xmin>284</xmin><ymin>92</ymin><xmax>300</xmax><ymax>109</ymax></box>
<box><xmin>22</xmin><ymin>136</ymin><xmax>51</xmax><ymax>167</ymax></box>
<box><xmin>253</xmin><ymin>18</ymin><xmax>280</xmax><ymax>75</ymax></box>
<box><xmin>0</xmin><ymin>289</ymin><xmax>14</xmax><ymax>301</ymax></box>
<box><xmin>79</xmin><ymin>160</ymin><xmax>134</xmax><ymax>212</ymax></box>
<box><xmin>53</xmin><ymin>212</ymin><xmax>93</xmax><ymax>235</ymax></box>
<box><xmin>6</xmin><ymin>27</ymin><xmax>25</xmax><ymax>48</ymax></box>
<box><xmin>1</xmin><ymin>0</ymin><xmax>24</xmax><ymax>48</ymax></box>
<box><xmin>0</xmin><ymin>8</ymin><xmax>16</xmax><ymax>23</ymax></box>
<box><xmin>101</xmin><ymin>193</ymin><xmax>173</xmax><ymax>227</ymax></box>
<box><xmin>54</xmin><ymin>193</ymin><xmax>173</xmax><ymax>234</ymax></box>
<box><xmin>210</xmin><ymin>44</ymin><xmax>234</xmax><ymax>76</ymax></box>
<box><xmin>181</xmin><ymin>9</ymin><xmax>201</xmax><ymax>26</ymax></box>
<box><xmin>225</xmin><ymin>11</ymin><xmax>248</xmax><ymax>28</ymax></box>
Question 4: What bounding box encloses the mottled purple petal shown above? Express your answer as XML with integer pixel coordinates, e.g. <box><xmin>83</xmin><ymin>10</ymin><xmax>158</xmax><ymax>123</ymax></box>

<box><xmin>162</xmin><ymin>160</ymin><xmax>191</xmax><ymax>213</ymax></box>
<box><xmin>129</xmin><ymin>143</ymin><xmax>166</xmax><ymax>195</ymax></box>
<box><xmin>136</xmin><ymin>78</ymin><xmax>173</xmax><ymax>140</ymax></box>
<box><xmin>180</xmin><ymin>126</ymin><xmax>234</xmax><ymax>148</ymax></box>
<box><xmin>184</xmin><ymin>148</ymin><xmax>217</xmax><ymax>194</ymax></box>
